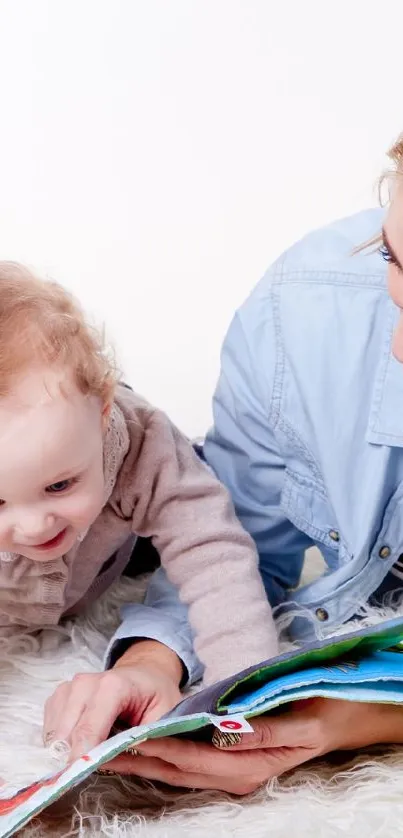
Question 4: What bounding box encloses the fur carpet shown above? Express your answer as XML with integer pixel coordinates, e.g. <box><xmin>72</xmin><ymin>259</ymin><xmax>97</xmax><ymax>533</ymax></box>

<box><xmin>1</xmin><ymin>553</ymin><xmax>403</xmax><ymax>838</ymax></box>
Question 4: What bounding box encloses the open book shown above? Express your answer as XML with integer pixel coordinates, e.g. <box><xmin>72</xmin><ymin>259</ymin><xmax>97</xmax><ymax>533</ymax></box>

<box><xmin>2</xmin><ymin>615</ymin><xmax>403</xmax><ymax>838</ymax></box>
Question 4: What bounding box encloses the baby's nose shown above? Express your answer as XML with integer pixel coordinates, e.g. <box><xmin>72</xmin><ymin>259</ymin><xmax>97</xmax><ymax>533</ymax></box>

<box><xmin>15</xmin><ymin>510</ymin><xmax>55</xmax><ymax>542</ymax></box>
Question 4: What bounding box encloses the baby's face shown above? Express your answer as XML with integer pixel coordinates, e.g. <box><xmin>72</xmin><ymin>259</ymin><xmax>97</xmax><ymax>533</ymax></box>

<box><xmin>0</xmin><ymin>366</ymin><xmax>106</xmax><ymax>561</ymax></box>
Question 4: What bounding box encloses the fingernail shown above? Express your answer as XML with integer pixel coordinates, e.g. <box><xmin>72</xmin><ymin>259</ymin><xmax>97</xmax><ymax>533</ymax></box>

<box><xmin>96</xmin><ymin>768</ymin><xmax>117</xmax><ymax>776</ymax></box>
<box><xmin>125</xmin><ymin>746</ymin><xmax>141</xmax><ymax>756</ymax></box>
<box><xmin>212</xmin><ymin>730</ymin><xmax>242</xmax><ymax>748</ymax></box>
<box><xmin>43</xmin><ymin>730</ymin><xmax>56</xmax><ymax>747</ymax></box>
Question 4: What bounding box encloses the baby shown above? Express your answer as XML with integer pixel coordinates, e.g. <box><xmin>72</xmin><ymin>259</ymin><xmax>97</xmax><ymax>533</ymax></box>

<box><xmin>0</xmin><ymin>261</ymin><xmax>277</xmax><ymax>713</ymax></box>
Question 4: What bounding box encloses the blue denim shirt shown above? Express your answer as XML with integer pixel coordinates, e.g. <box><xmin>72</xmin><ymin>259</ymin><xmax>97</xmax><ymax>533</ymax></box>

<box><xmin>107</xmin><ymin>207</ymin><xmax>403</xmax><ymax>683</ymax></box>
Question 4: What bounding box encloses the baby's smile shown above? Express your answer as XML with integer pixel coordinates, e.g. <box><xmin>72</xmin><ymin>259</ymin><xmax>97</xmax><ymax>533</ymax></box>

<box><xmin>0</xmin><ymin>366</ymin><xmax>106</xmax><ymax>561</ymax></box>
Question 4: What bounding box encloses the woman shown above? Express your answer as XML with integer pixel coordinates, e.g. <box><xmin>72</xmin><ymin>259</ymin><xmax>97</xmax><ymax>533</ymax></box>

<box><xmin>45</xmin><ymin>134</ymin><xmax>403</xmax><ymax>792</ymax></box>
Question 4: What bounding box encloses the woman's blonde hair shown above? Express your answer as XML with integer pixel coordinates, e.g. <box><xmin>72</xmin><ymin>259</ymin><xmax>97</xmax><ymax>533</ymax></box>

<box><xmin>376</xmin><ymin>133</ymin><xmax>403</xmax><ymax>206</ymax></box>
<box><xmin>355</xmin><ymin>134</ymin><xmax>403</xmax><ymax>254</ymax></box>
<box><xmin>385</xmin><ymin>134</ymin><xmax>403</xmax><ymax>176</ymax></box>
<box><xmin>0</xmin><ymin>261</ymin><xmax>118</xmax><ymax>403</ymax></box>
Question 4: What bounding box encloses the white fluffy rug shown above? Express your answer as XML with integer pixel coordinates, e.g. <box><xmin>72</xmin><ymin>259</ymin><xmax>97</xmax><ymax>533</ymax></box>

<box><xmin>1</xmin><ymin>553</ymin><xmax>403</xmax><ymax>838</ymax></box>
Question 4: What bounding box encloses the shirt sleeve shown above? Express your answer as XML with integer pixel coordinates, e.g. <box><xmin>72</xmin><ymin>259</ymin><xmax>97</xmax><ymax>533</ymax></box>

<box><xmin>119</xmin><ymin>404</ymin><xmax>279</xmax><ymax>686</ymax></box>
<box><xmin>103</xmin><ymin>567</ymin><xmax>204</xmax><ymax>685</ymax></box>
<box><xmin>203</xmin><ymin>304</ymin><xmax>312</xmax><ymax>606</ymax></box>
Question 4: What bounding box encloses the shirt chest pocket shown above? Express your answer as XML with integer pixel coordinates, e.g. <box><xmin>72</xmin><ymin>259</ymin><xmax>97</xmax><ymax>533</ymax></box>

<box><xmin>280</xmin><ymin>469</ymin><xmax>347</xmax><ymax>563</ymax></box>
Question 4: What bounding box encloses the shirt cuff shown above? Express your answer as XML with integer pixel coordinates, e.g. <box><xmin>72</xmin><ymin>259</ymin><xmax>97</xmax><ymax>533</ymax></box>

<box><xmin>103</xmin><ymin>603</ymin><xmax>204</xmax><ymax>686</ymax></box>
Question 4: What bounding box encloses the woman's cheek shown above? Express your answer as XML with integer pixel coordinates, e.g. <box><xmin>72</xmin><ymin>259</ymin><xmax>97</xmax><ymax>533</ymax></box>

<box><xmin>392</xmin><ymin>313</ymin><xmax>403</xmax><ymax>363</ymax></box>
<box><xmin>388</xmin><ymin>266</ymin><xmax>403</xmax><ymax>362</ymax></box>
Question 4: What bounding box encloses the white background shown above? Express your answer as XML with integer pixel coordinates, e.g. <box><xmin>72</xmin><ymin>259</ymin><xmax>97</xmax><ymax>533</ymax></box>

<box><xmin>0</xmin><ymin>0</ymin><xmax>401</xmax><ymax>435</ymax></box>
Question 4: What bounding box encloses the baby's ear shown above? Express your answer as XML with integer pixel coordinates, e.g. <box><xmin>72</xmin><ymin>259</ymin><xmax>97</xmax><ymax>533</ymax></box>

<box><xmin>101</xmin><ymin>401</ymin><xmax>112</xmax><ymax>432</ymax></box>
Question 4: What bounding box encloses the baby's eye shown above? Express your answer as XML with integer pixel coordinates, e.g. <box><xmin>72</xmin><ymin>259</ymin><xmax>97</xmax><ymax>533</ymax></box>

<box><xmin>46</xmin><ymin>480</ymin><xmax>73</xmax><ymax>494</ymax></box>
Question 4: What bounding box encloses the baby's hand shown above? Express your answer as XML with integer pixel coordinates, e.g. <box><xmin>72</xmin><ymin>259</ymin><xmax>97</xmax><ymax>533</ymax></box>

<box><xmin>43</xmin><ymin>641</ymin><xmax>184</xmax><ymax>763</ymax></box>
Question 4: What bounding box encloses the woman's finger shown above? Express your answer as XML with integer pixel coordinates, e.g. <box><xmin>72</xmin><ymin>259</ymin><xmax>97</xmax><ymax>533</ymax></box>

<box><xmin>134</xmin><ymin>712</ymin><xmax>315</xmax><ymax>766</ymax></box>
<box><xmin>69</xmin><ymin>676</ymin><xmax>132</xmax><ymax>762</ymax></box>
<box><xmin>103</xmin><ymin>743</ymin><xmax>315</xmax><ymax>793</ymax></box>
<box><xmin>110</xmin><ymin>736</ymin><xmax>284</xmax><ymax>779</ymax></box>
<box><xmin>99</xmin><ymin>753</ymin><xmax>263</xmax><ymax>795</ymax></box>
<box><xmin>43</xmin><ymin>682</ymin><xmax>70</xmax><ymax>744</ymax></box>
<box><xmin>140</xmin><ymin>691</ymin><xmax>181</xmax><ymax>725</ymax></box>
<box><xmin>43</xmin><ymin>677</ymin><xmax>95</xmax><ymax>745</ymax></box>
<box><xmin>224</xmin><ymin>710</ymin><xmax>316</xmax><ymax>751</ymax></box>
<box><xmin>126</xmin><ymin>737</ymin><xmax>248</xmax><ymax>774</ymax></box>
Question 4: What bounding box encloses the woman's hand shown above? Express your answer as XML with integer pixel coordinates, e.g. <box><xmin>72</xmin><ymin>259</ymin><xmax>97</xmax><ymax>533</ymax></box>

<box><xmin>43</xmin><ymin>640</ymin><xmax>184</xmax><ymax>763</ymax></box>
<box><xmin>101</xmin><ymin>698</ymin><xmax>403</xmax><ymax>795</ymax></box>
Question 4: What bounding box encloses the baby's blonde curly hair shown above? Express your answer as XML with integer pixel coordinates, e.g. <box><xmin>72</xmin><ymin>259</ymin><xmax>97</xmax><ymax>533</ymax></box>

<box><xmin>0</xmin><ymin>261</ymin><xmax>118</xmax><ymax>403</ymax></box>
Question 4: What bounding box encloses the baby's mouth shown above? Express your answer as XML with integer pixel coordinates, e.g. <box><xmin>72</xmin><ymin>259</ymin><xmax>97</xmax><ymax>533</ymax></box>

<box><xmin>32</xmin><ymin>528</ymin><xmax>68</xmax><ymax>551</ymax></box>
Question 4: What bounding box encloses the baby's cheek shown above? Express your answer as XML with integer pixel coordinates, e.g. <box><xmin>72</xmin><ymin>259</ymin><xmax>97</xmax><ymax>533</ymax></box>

<box><xmin>0</xmin><ymin>520</ymin><xmax>11</xmax><ymax>550</ymax></box>
<box><xmin>64</xmin><ymin>489</ymin><xmax>104</xmax><ymax>529</ymax></box>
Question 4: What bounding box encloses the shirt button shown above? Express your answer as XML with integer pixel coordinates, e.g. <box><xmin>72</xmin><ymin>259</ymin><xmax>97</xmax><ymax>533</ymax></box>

<box><xmin>315</xmin><ymin>607</ymin><xmax>329</xmax><ymax>622</ymax></box>
<box><xmin>329</xmin><ymin>530</ymin><xmax>340</xmax><ymax>542</ymax></box>
<box><xmin>379</xmin><ymin>546</ymin><xmax>391</xmax><ymax>559</ymax></box>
